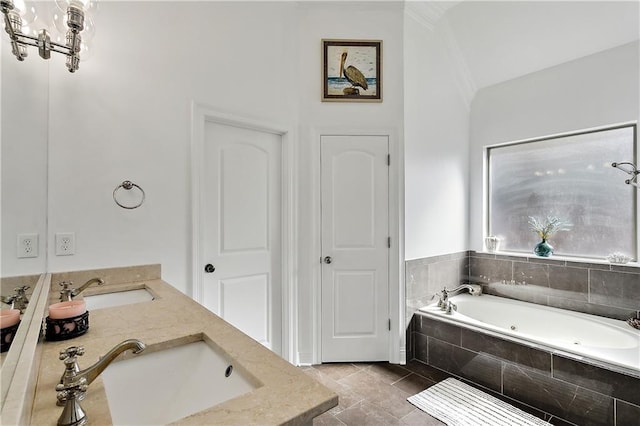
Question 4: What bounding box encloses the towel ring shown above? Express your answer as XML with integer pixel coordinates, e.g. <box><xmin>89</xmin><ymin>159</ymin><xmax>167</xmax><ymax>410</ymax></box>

<box><xmin>113</xmin><ymin>180</ymin><xmax>145</xmax><ymax>209</ymax></box>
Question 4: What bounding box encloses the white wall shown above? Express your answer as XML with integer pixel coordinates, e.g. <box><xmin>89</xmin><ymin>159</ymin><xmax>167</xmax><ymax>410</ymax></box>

<box><xmin>469</xmin><ymin>41</ymin><xmax>640</xmax><ymax>251</ymax></box>
<box><xmin>294</xmin><ymin>1</ymin><xmax>405</xmax><ymax>363</ymax></box>
<box><xmin>1</xmin><ymin>37</ymin><xmax>49</xmax><ymax>277</ymax></box>
<box><xmin>27</xmin><ymin>1</ymin><xmax>406</xmax><ymax>363</ymax></box>
<box><xmin>403</xmin><ymin>10</ymin><xmax>470</xmax><ymax>260</ymax></box>
<box><xmin>46</xmin><ymin>1</ymin><xmax>297</xmax><ymax>291</ymax></box>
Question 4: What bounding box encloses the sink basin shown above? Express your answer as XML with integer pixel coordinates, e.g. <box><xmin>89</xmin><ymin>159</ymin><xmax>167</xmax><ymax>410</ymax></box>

<box><xmin>101</xmin><ymin>340</ymin><xmax>258</xmax><ymax>424</ymax></box>
<box><xmin>84</xmin><ymin>288</ymin><xmax>154</xmax><ymax>310</ymax></box>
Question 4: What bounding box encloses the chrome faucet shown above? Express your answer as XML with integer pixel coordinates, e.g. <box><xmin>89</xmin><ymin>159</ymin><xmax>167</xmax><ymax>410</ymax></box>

<box><xmin>446</xmin><ymin>283</ymin><xmax>483</xmax><ymax>297</ymax></box>
<box><xmin>1</xmin><ymin>286</ymin><xmax>30</xmax><ymax>313</ymax></box>
<box><xmin>431</xmin><ymin>283</ymin><xmax>482</xmax><ymax>312</ymax></box>
<box><xmin>59</xmin><ymin>278</ymin><xmax>104</xmax><ymax>302</ymax></box>
<box><xmin>56</xmin><ymin>339</ymin><xmax>145</xmax><ymax>426</ymax></box>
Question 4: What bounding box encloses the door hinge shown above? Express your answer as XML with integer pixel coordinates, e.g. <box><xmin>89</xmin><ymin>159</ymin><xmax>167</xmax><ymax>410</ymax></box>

<box><xmin>388</xmin><ymin>319</ymin><xmax>391</xmax><ymax>331</ymax></box>
<box><xmin>387</xmin><ymin>237</ymin><xmax>391</xmax><ymax>248</ymax></box>
<box><xmin>387</xmin><ymin>154</ymin><xmax>390</xmax><ymax>166</ymax></box>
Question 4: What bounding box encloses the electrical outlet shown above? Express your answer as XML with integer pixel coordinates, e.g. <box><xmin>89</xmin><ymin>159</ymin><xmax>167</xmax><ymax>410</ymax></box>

<box><xmin>17</xmin><ymin>233</ymin><xmax>38</xmax><ymax>258</ymax></box>
<box><xmin>55</xmin><ymin>232</ymin><xmax>76</xmax><ymax>256</ymax></box>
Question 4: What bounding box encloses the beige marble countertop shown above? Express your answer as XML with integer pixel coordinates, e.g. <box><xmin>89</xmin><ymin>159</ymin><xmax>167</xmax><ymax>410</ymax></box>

<box><xmin>31</xmin><ymin>274</ymin><xmax>337</xmax><ymax>425</ymax></box>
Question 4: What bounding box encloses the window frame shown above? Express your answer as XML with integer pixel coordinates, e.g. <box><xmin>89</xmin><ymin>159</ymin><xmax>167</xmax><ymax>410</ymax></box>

<box><xmin>484</xmin><ymin>122</ymin><xmax>638</xmax><ymax>261</ymax></box>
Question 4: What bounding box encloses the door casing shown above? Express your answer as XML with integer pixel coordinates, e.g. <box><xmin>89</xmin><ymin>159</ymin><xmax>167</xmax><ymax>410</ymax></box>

<box><xmin>191</xmin><ymin>102</ymin><xmax>297</xmax><ymax>363</ymax></box>
<box><xmin>310</xmin><ymin>127</ymin><xmax>404</xmax><ymax>365</ymax></box>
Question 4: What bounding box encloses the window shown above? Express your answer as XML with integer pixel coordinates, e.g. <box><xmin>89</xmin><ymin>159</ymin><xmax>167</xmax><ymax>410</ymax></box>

<box><xmin>487</xmin><ymin>124</ymin><xmax>637</xmax><ymax>260</ymax></box>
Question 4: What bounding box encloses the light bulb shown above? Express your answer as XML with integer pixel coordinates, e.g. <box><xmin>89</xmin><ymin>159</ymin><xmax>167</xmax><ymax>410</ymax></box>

<box><xmin>55</xmin><ymin>0</ymin><xmax>97</xmax><ymax>16</ymax></box>
<box><xmin>11</xmin><ymin>0</ymin><xmax>36</xmax><ymax>25</ymax></box>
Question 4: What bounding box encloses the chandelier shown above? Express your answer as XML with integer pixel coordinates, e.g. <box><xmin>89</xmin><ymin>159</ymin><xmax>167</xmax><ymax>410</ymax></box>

<box><xmin>1</xmin><ymin>0</ymin><xmax>94</xmax><ymax>72</ymax></box>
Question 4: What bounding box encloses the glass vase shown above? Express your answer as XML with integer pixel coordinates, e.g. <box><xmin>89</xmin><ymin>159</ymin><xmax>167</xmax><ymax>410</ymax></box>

<box><xmin>534</xmin><ymin>239</ymin><xmax>553</xmax><ymax>257</ymax></box>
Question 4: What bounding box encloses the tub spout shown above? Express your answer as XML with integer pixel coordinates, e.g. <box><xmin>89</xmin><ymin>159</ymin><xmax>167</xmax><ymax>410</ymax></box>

<box><xmin>446</xmin><ymin>284</ymin><xmax>482</xmax><ymax>297</ymax></box>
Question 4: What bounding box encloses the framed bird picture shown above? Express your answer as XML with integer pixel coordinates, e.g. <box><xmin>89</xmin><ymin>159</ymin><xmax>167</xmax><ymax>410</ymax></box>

<box><xmin>322</xmin><ymin>39</ymin><xmax>382</xmax><ymax>102</ymax></box>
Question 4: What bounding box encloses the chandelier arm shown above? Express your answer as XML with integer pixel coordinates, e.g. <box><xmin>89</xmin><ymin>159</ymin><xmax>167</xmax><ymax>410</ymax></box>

<box><xmin>2</xmin><ymin>11</ymin><xmax>17</xmax><ymax>39</ymax></box>
<box><xmin>1</xmin><ymin>1</ymin><xmax>87</xmax><ymax>72</ymax></box>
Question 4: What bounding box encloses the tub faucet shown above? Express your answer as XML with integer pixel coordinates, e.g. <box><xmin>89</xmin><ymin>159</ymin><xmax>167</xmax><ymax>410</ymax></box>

<box><xmin>445</xmin><ymin>283</ymin><xmax>483</xmax><ymax>297</ymax></box>
<box><xmin>445</xmin><ymin>300</ymin><xmax>457</xmax><ymax>314</ymax></box>
<box><xmin>59</xmin><ymin>278</ymin><xmax>104</xmax><ymax>302</ymax></box>
<box><xmin>431</xmin><ymin>288</ymin><xmax>449</xmax><ymax>308</ymax></box>
<box><xmin>56</xmin><ymin>339</ymin><xmax>146</xmax><ymax>426</ymax></box>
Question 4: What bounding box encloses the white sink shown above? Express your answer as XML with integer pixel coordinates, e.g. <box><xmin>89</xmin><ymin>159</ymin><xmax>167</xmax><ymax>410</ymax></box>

<box><xmin>101</xmin><ymin>340</ymin><xmax>258</xmax><ymax>424</ymax></box>
<box><xmin>84</xmin><ymin>288</ymin><xmax>154</xmax><ymax>310</ymax></box>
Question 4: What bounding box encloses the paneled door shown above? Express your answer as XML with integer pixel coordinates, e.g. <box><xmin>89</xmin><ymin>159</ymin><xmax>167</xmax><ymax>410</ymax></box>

<box><xmin>202</xmin><ymin>122</ymin><xmax>282</xmax><ymax>354</ymax></box>
<box><xmin>321</xmin><ymin>135</ymin><xmax>389</xmax><ymax>362</ymax></box>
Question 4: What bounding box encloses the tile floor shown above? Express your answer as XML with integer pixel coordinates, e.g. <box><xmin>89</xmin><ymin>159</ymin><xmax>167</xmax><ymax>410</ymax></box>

<box><xmin>301</xmin><ymin>361</ymin><xmax>447</xmax><ymax>425</ymax></box>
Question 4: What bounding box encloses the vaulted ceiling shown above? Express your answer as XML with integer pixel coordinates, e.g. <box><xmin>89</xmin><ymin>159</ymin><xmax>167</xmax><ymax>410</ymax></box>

<box><xmin>413</xmin><ymin>0</ymin><xmax>640</xmax><ymax>91</ymax></box>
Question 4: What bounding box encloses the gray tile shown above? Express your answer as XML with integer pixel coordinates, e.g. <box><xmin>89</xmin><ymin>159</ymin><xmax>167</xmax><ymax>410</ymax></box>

<box><xmin>392</xmin><ymin>373</ymin><xmax>436</xmax><ymax>395</ymax></box>
<box><xmin>302</xmin><ymin>366</ymin><xmax>366</xmax><ymax>415</ymax></box>
<box><xmin>313</xmin><ymin>411</ymin><xmax>347</xmax><ymax>425</ymax></box>
<box><xmin>590</xmin><ymin>269</ymin><xmax>640</xmax><ymax>310</ymax></box>
<box><xmin>313</xmin><ymin>363</ymin><xmax>364</xmax><ymax>381</ymax></box>
<box><xmin>365</xmin><ymin>363</ymin><xmax>411</xmax><ymax>385</ymax></box>
<box><xmin>428</xmin><ymin>337</ymin><xmax>502</xmax><ymax>392</ymax></box>
<box><xmin>616</xmin><ymin>400</ymin><xmax>640</xmax><ymax>426</ymax></box>
<box><xmin>548</xmin><ymin>265</ymin><xmax>589</xmax><ymax>301</ymax></box>
<box><xmin>403</xmin><ymin>360</ymin><xmax>450</xmax><ymax>383</ymax></box>
<box><xmin>513</xmin><ymin>261</ymin><xmax>550</xmax><ymax>286</ymax></box>
<box><xmin>414</xmin><ymin>315</ymin><xmax>461</xmax><ymax>346</ymax></box>
<box><xmin>483</xmin><ymin>282</ymin><xmax>550</xmax><ymax>304</ymax></box>
<box><xmin>338</xmin><ymin>370</ymin><xmax>416</xmax><ymax>420</ymax></box>
<box><xmin>461</xmin><ymin>328</ymin><xmax>552</xmax><ymax>374</ymax></box>
<box><xmin>428</xmin><ymin>259</ymin><xmax>462</xmax><ymax>291</ymax></box>
<box><xmin>503</xmin><ymin>364</ymin><xmax>614</xmax><ymax>426</ymax></box>
<box><xmin>334</xmin><ymin>401</ymin><xmax>402</xmax><ymax>426</ymax></box>
<box><xmin>469</xmin><ymin>256</ymin><xmax>513</xmax><ymax>284</ymax></box>
<box><xmin>400</xmin><ymin>408</ymin><xmax>445</xmax><ymax>425</ymax></box>
<box><xmin>412</xmin><ymin>332</ymin><xmax>428</xmax><ymax>364</ymax></box>
<box><xmin>552</xmin><ymin>355</ymin><xmax>640</xmax><ymax>406</ymax></box>
<box><xmin>546</xmin><ymin>296</ymin><xmax>636</xmax><ymax>321</ymax></box>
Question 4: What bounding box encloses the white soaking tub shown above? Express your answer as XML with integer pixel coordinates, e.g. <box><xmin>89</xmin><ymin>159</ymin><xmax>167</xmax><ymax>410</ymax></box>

<box><xmin>419</xmin><ymin>294</ymin><xmax>640</xmax><ymax>372</ymax></box>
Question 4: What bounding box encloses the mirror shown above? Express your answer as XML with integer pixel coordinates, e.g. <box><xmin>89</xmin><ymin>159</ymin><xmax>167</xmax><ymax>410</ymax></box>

<box><xmin>1</xmin><ymin>3</ymin><xmax>50</xmax><ymax>417</ymax></box>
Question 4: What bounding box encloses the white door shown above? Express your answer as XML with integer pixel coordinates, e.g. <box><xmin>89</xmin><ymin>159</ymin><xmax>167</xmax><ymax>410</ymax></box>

<box><xmin>321</xmin><ymin>135</ymin><xmax>389</xmax><ymax>362</ymax></box>
<box><xmin>202</xmin><ymin>122</ymin><xmax>282</xmax><ymax>354</ymax></box>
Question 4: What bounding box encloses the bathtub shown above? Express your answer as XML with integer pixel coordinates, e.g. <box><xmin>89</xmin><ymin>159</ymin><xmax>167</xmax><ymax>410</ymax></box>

<box><xmin>419</xmin><ymin>294</ymin><xmax>640</xmax><ymax>373</ymax></box>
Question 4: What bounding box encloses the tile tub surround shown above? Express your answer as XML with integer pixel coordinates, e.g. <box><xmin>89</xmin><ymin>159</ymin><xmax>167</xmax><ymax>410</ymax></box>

<box><xmin>405</xmin><ymin>251</ymin><xmax>640</xmax><ymax>357</ymax></box>
<box><xmin>31</xmin><ymin>275</ymin><xmax>337</xmax><ymax>425</ymax></box>
<box><xmin>468</xmin><ymin>252</ymin><xmax>640</xmax><ymax>321</ymax></box>
<box><xmin>405</xmin><ymin>251</ymin><xmax>469</xmax><ymax>358</ymax></box>
<box><xmin>409</xmin><ymin>313</ymin><xmax>640</xmax><ymax>426</ymax></box>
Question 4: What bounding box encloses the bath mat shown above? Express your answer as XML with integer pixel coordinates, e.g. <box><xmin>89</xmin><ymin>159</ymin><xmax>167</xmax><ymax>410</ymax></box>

<box><xmin>407</xmin><ymin>378</ymin><xmax>549</xmax><ymax>425</ymax></box>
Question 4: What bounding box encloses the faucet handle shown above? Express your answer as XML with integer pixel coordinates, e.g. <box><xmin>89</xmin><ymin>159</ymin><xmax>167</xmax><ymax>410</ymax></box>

<box><xmin>59</xmin><ymin>346</ymin><xmax>85</xmax><ymax>362</ymax></box>
<box><xmin>59</xmin><ymin>281</ymin><xmax>74</xmax><ymax>290</ymax></box>
<box><xmin>13</xmin><ymin>285</ymin><xmax>30</xmax><ymax>294</ymax></box>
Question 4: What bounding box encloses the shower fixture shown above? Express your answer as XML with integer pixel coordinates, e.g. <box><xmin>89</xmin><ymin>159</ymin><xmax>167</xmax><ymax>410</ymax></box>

<box><xmin>611</xmin><ymin>161</ymin><xmax>639</xmax><ymax>188</ymax></box>
<box><xmin>1</xmin><ymin>0</ymin><xmax>94</xmax><ymax>72</ymax></box>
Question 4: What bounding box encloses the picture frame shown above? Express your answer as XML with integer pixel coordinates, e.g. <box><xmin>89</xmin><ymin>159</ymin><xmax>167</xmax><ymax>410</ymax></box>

<box><xmin>322</xmin><ymin>39</ymin><xmax>382</xmax><ymax>102</ymax></box>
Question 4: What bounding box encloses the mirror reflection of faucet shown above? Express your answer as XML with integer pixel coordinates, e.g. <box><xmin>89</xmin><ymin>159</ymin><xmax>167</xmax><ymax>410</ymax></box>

<box><xmin>1</xmin><ymin>285</ymin><xmax>30</xmax><ymax>313</ymax></box>
<box><xmin>59</xmin><ymin>278</ymin><xmax>105</xmax><ymax>302</ymax></box>
<box><xmin>46</xmin><ymin>278</ymin><xmax>103</xmax><ymax>342</ymax></box>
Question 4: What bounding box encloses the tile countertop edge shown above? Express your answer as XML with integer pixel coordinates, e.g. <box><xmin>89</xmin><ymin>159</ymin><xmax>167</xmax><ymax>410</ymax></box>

<box><xmin>31</xmin><ymin>278</ymin><xmax>337</xmax><ymax>425</ymax></box>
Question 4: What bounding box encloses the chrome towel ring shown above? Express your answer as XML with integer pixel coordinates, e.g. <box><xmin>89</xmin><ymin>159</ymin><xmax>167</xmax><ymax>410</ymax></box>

<box><xmin>113</xmin><ymin>180</ymin><xmax>145</xmax><ymax>209</ymax></box>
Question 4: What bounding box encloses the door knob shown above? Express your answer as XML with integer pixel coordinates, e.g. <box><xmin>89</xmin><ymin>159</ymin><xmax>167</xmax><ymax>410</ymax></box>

<box><xmin>323</xmin><ymin>256</ymin><xmax>332</xmax><ymax>264</ymax></box>
<box><xmin>204</xmin><ymin>264</ymin><xmax>215</xmax><ymax>273</ymax></box>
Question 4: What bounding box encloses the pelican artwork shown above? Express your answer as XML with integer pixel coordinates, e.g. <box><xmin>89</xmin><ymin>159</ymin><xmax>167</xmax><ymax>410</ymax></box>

<box><xmin>339</xmin><ymin>51</ymin><xmax>368</xmax><ymax>95</ymax></box>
